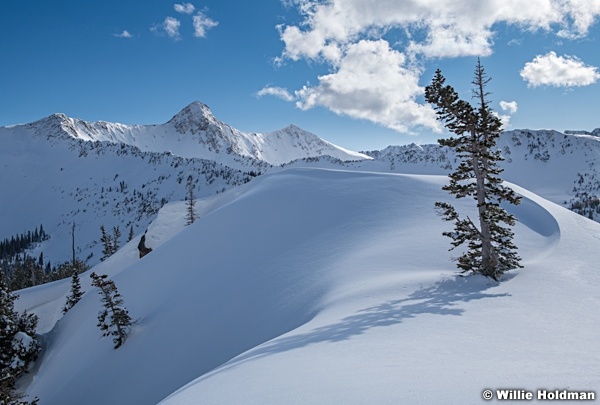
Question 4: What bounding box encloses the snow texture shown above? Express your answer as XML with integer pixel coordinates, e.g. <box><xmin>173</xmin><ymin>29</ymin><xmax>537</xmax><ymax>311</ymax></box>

<box><xmin>13</xmin><ymin>169</ymin><xmax>600</xmax><ymax>405</ymax></box>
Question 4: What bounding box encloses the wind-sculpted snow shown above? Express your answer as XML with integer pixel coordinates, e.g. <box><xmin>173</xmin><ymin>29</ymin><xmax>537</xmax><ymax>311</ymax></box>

<box><xmin>158</xmin><ymin>172</ymin><xmax>598</xmax><ymax>405</ymax></box>
<box><xmin>15</xmin><ymin>168</ymin><xmax>596</xmax><ymax>405</ymax></box>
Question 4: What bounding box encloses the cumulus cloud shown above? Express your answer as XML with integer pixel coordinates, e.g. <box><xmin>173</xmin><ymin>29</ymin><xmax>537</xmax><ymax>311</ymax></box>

<box><xmin>278</xmin><ymin>0</ymin><xmax>600</xmax><ymax>62</ymax></box>
<box><xmin>163</xmin><ymin>17</ymin><xmax>181</xmax><ymax>39</ymax></box>
<box><xmin>271</xmin><ymin>0</ymin><xmax>600</xmax><ymax>133</ymax></box>
<box><xmin>500</xmin><ymin>101</ymin><xmax>518</xmax><ymax>114</ymax></box>
<box><xmin>257</xmin><ymin>87</ymin><xmax>295</xmax><ymax>102</ymax></box>
<box><xmin>152</xmin><ymin>17</ymin><xmax>182</xmax><ymax>39</ymax></box>
<box><xmin>295</xmin><ymin>40</ymin><xmax>439</xmax><ymax>132</ymax></box>
<box><xmin>496</xmin><ymin>101</ymin><xmax>518</xmax><ymax>127</ymax></box>
<box><xmin>113</xmin><ymin>30</ymin><xmax>132</xmax><ymax>39</ymax></box>
<box><xmin>174</xmin><ymin>3</ymin><xmax>195</xmax><ymax>14</ymax></box>
<box><xmin>520</xmin><ymin>51</ymin><xmax>600</xmax><ymax>87</ymax></box>
<box><xmin>152</xmin><ymin>5</ymin><xmax>217</xmax><ymax>40</ymax></box>
<box><xmin>192</xmin><ymin>12</ymin><xmax>218</xmax><ymax>38</ymax></box>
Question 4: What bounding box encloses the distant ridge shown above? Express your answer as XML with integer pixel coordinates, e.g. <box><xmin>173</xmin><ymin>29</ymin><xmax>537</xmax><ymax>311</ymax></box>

<box><xmin>17</xmin><ymin>101</ymin><xmax>371</xmax><ymax>166</ymax></box>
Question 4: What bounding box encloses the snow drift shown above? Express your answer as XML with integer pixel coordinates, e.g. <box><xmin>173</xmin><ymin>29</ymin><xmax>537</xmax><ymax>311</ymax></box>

<box><xmin>17</xmin><ymin>168</ymin><xmax>600</xmax><ymax>404</ymax></box>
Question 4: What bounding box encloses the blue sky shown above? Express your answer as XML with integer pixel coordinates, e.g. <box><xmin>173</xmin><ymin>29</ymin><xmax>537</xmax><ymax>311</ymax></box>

<box><xmin>1</xmin><ymin>1</ymin><xmax>599</xmax><ymax>151</ymax></box>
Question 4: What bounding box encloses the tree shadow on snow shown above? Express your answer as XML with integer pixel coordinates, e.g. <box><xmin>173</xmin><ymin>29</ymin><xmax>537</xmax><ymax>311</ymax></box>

<box><xmin>231</xmin><ymin>274</ymin><xmax>511</xmax><ymax>366</ymax></box>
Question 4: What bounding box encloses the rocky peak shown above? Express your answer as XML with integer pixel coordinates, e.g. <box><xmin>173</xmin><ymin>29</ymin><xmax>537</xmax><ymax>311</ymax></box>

<box><xmin>167</xmin><ymin>101</ymin><xmax>219</xmax><ymax>134</ymax></box>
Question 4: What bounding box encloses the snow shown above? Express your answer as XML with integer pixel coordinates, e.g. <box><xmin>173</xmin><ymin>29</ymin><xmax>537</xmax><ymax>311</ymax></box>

<box><xmin>4</xmin><ymin>108</ymin><xmax>600</xmax><ymax>404</ymax></box>
<box><xmin>13</xmin><ymin>168</ymin><xmax>600</xmax><ymax>405</ymax></box>
<box><xmin>27</xmin><ymin>102</ymin><xmax>371</xmax><ymax>167</ymax></box>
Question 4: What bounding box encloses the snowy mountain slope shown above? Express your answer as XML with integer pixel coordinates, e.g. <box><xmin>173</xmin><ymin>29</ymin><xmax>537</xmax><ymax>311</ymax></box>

<box><xmin>22</xmin><ymin>101</ymin><xmax>369</xmax><ymax>166</ymax></box>
<box><xmin>0</xmin><ymin>121</ymin><xmax>258</xmax><ymax>268</ymax></box>
<box><xmin>3</xmin><ymin>102</ymin><xmax>598</xmax><ymax>273</ymax></box>
<box><xmin>293</xmin><ymin>128</ymin><xmax>600</xmax><ymax>221</ymax></box>
<box><xmin>0</xmin><ymin>101</ymin><xmax>370</xmax><ymax>269</ymax></box>
<box><xmin>15</xmin><ymin>168</ymin><xmax>600</xmax><ymax>404</ymax></box>
<box><xmin>162</xmin><ymin>186</ymin><xmax>598</xmax><ymax>405</ymax></box>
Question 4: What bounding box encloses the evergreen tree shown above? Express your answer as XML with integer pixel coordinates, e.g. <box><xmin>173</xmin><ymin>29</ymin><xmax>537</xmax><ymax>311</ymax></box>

<box><xmin>46</xmin><ymin>260</ymin><xmax>88</xmax><ymax>283</ymax></box>
<box><xmin>111</xmin><ymin>226</ymin><xmax>121</xmax><ymax>254</ymax></box>
<box><xmin>99</xmin><ymin>226</ymin><xmax>112</xmax><ymax>261</ymax></box>
<box><xmin>185</xmin><ymin>175</ymin><xmax>197</xmax><ymax>225</ymax></box>
<box><xmin>100</xmin><ymin>225</ymin><xmax>120</xmax><ymax>260</ymax></box>
<box><xmin>8</xmin><ymin>257</ymin><xmax>44</xmax><ymax>291</ymax></box>
<box><xmin>71</xmin><ymin>222</ymin><xmax>76</xmax><ymax>269</ymax></box>
<box><xmin>0</xmin><ymin>273</ymin><xmax>40</xmax><ymax>404</ymax></box>
<box><xmin>62</xmin><ymin>270</ymin><xmax>84</xmax><ymax>314</ymax></box>
<box><xmin>90</xmin><ymin>273</ymin><xmax>132</xmax><ymax>349</ymax></box>
<box><xmin>424</xmin><ymin>60</ymin><xmax>522</xmax><ymax>280</ymax></box>
<box><xmin>127</xmin><ymin>225</ymin><xmax>134</xmax><ymax>242</ymax></box>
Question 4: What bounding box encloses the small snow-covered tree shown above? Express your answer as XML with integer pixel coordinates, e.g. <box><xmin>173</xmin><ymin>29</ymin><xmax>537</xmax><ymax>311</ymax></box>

<box><xmin>99</xmin><ymin>225</ymin><xmax>112</xmax><ymax>261</ymax></box>
<box><xmin>425</xmin><ymin>60</ymin><xmax>522</xmax><ymax>280</ymax></box>
<box><xmin>185</xmin><ymin>175</ymin><xmax>197</xmax><ymax>225</ymax></box>
<box><xmin>90</xmin><ymin>272</ymin><xmax>132</xmax><ymax>349</ymax></box>
<box><xmin>62</xmin><ymin>270</ymin><xmax>84</xmax><ymax>314</ymax></box>
<box><xmin>0</xmin><ymin>273</ymin><xmax>40</xmax><ymax>404</ymax></box>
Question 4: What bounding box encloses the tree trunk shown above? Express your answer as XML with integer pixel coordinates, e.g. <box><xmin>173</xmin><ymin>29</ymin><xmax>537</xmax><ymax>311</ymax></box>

<box><xmin>470</xmin><ymin>130</ymin><xmax>495</xmax><ymax>275</ymax></box>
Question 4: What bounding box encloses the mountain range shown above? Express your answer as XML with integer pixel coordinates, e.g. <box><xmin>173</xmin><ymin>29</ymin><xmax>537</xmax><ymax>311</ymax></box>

<box><xmin>2</xmin><ymin>102</ymin><xmax>600</xmax><ymax>268</ymax></box>
<box><xmin>28</xmin><ymin>101</ymin><xmax>369</xmax><ymax>166</ymax></box>
<box><xmin>0</xmin><ymin>102</ymin><xmax>369</xmax><ymax>267</ymax></box>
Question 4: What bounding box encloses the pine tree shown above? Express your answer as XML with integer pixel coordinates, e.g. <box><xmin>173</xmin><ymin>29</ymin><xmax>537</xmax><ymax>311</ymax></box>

<box><xmin>127</xmin><ymin>225</ymin><xmax>134</xmax><ymax>242</ymax></box>
<box><xmin>111</xmin><ymin>226</ymin><xmax>121</xmax><ymax>254</ymax></box>
<box><xmin>424</xmin><ymin>59</ymin><xmax>522</xmax><ymax>280</ymax></box>
<box><xmin>185</xmin><ymin>175</ymin><xmax>197</xmax><ymax>225</ymax></box>
<box><xmin>90</xmin><ymin>272</ymin><xmax>132</xmax><ymax>349</ymax></box>
<box><xmin>0</xmin><ymin>273</ymin><xmax>40</xmax><ymax>404</ymax></box>
<box><xmin>99</xmin><ymin>225</ymin><xmax>121</xmax><ymax>261</ymax></box>
<box><xmin>62</xmin><ymin>270</ymin><xmax>84</xmax><ymax>314</ymax></box>
<box><xmin>100</xmin><ymin>225</ymin><xmax>112</xmax><ymax>261</ymax></box>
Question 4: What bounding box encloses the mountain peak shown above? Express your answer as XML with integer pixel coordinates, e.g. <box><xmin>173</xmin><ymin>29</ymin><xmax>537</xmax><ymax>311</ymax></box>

<box><xmin>34</xmin><ymin>112</ymin><xmax>69</xmax><ymax>126</ymax></box>
<box><xmin>167</xmin><ymin>101</ymin><xmax>218</xmax><ymax>134</ymax></box>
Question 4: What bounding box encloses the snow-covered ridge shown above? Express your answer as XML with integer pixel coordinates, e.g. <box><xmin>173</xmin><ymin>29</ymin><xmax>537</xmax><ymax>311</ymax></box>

<box><xmin>354</xmin><ymin>128</ymin><xmax>600</xmax><ymax>221</ymax></box>
<box><xmin>565</xmin><ymin>128</ymin><xmax>600</xmax><ymax>136</ymax></box>
<box><xmin>21</xmin><ymin>101</ymin><xmax>370</xmax><ymax>165</ymax></box>
<box><xmin>16</xmin><ymin>168</ymin><xmax>600</xmax><ymax>404</ymax></box>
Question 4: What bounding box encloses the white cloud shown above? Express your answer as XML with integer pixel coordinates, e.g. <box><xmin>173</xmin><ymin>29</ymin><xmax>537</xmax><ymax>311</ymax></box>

<box><xmin>520</xmin><ymin>51</ymin><xmax>600</xmax><ymax>87</ymax></box>
<box><xmin>153</xmin><ymin>6</ymin><xmax>217</xmax><ymax>40</ymax></box>
<box><xmin>273</xmin><ymin>0</ymin><xmax>600</xmax><ymax>133</ymax></box>
<box><xmin>257</xmin><ymin>87</ymin><xmax>295</xmax><ymax>102</ymax></box>
<box><xmin>556</xmin><ymin>0</ymin><xmax>600</xmax><ymax>38</ymax></box>
<box><xmin>294</xmin><ymin>39</ymin><xmax>439</xmax><ymax>132</ymax></box>
<box><xmin>278</xmin><ymin>0</ymin><xmax>600</xmax><ymax>62</ymax></box>
<box><xmin>152</xmin><ymin>17</ymin><xmax>182</xmax><ymax>40</ymax></box>
<box><xmin>192</xmin><ymin>12</ymin><xmax>218</xmax><ymax>38</ymax></box>
<box><xmin>496</xmin><ymin>101</ymin><xmax>518</xmax><ymax>128</ymax></box>
<box><xmin>174</xmin><ymin>3</ymin><xmax>195</xmax><ymax>14</ymax></box>
<box><xmin>113</xmin><ymin>30</ymin><xmax>132</xmax><ymax>39</ymax></box>
<box><xmin>500</xmin><ymin>101</ymin><xmax>518</xmax><ymax>114</ymax></box>
<box><xmin>407</xmin><ymin>24</ymin><xmax>494</xmax><ymax>58</ymax></box>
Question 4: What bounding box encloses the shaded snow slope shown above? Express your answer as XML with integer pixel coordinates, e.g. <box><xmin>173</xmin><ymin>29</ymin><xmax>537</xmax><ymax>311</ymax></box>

<box><xmin>159</xmin><ymin>180</ymin><xmax>599</xmax><ymax>405</ymax></box>
<box><xmin>16</xmin><ymin>168</ymin><xmax>598</xmax><ymax>405</ymax></box>
<box><xmin>0</xmin><ymin>121</ymin><xmax>254</xmax><ymax>267</ymax></box>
